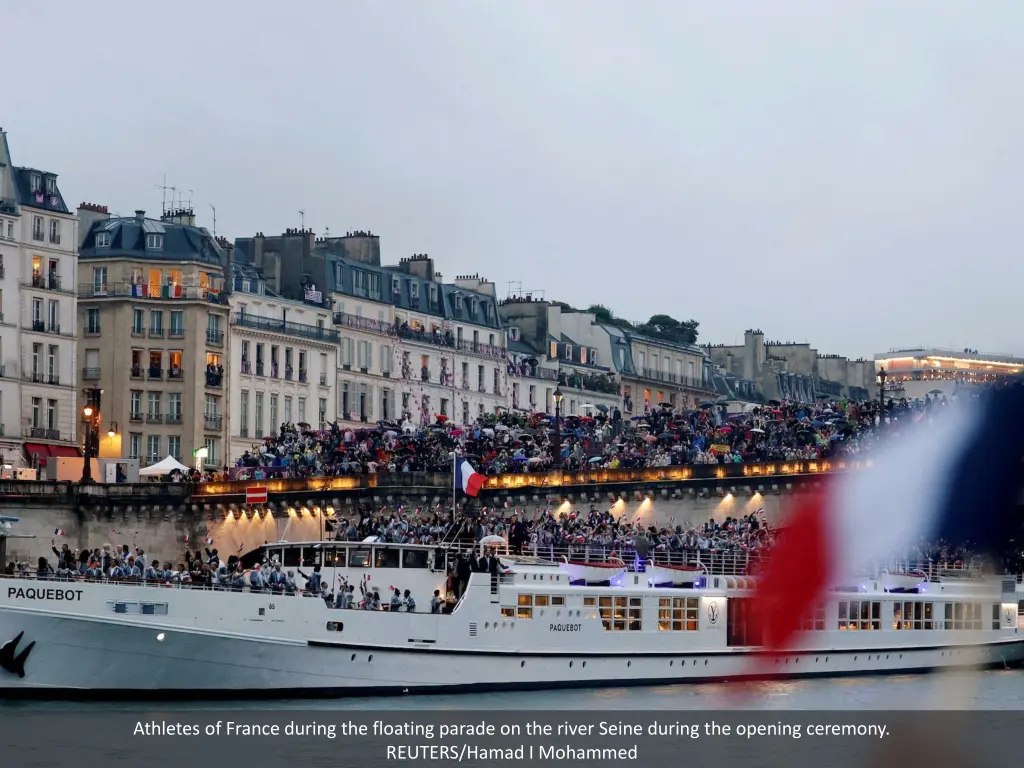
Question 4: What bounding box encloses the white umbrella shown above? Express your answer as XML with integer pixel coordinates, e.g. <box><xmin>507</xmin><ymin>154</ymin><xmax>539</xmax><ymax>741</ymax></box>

<box><xmin>494</xmin><ymin>424</ymin><xmax>510</xmax><ymax>432</ymax></box>
<box><xmin>362</xmin><ymin>536</ymin><xmax>379</xmax><ymax>543</ymax></box>
<box><xmin>480</xmin><ymin>535</ymin><xmax>506</xmax><ymax>546</ymax></box>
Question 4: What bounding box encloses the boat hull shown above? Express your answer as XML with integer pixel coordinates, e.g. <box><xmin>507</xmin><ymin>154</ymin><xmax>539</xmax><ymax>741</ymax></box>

<box><xmin>3</xmin><ymin>607</ymin><xmax>1024</xmax><ymax>699</ymax></box>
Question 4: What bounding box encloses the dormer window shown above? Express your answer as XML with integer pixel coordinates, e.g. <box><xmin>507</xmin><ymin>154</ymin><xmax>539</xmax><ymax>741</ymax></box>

<box><xmin>482</xmin><ymin>302</ymin><xmax>490</xmax><ymax>318</ymax></box>
<box><xmin>45</xmin><ymin>177</ymin><xmax>57</xmax><ymax>195</ymax></box>
<box><xmin>392</xmin><ymin>276</ymin><xmax>401</xmax><ymax>295</ymax></box>
<box><xmin>507</xmin><ymin>326</ymin><xmax>520</xmax><ymax>343</ymax></box>
<box><xmin>581</xmin><ymin>348</ymin><xmax>588</xmax><ymax>365</ymax></box>
<box><xmin>146</xmin><ymin>233</ymin><xmax>164</xmax><ymax>250</ymax></box>
<box><xmin>564</xmin><ymin>345</ymin><xmax>573</xmax><ymax>361</ymax></box>
<box><xmin>429</xmin><ymin>285</ymin><xmax>438</xmax><ymax>304</ymax></box>
<box><xmin>96</xmin><ymin>232</ymin><xmax>110</xmax><ymax>248</ymax></box>
<box><xmin>590</xmin><ymin>348</ymin><xmax>598</xmax><ymax>365</ymax></box>
<box><xmin>470</xmin><ymin>298</ymin><xmax>478</xmax><ymax>315</ymax></box>
<box><xmin>410</xmin><ymin>282</ymin><xmax>420</xmax><ymax>298</ymax></box>
<box><xmin>30</xmin><ymin>173</ymin><xmax>41</xmax><ymax>192</ymax></box>
<box><xmin>549</xmin><ymin>341</ymin><xmax>558</xmax><ymax>358</ymax></box>
<box><xmin>454</xmin><ymin>294</ymin><xmax>463</xmax><ymax>311</ymax></box>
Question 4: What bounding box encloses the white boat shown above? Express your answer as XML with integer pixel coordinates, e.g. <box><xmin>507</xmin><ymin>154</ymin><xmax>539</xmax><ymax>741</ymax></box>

<box><xmin>559</xmin><ymin>555</ymin><xmax>626</xmax><ymax>584</ymax></box>
<box><xmin>880</xmin><ymin>569</ymin><xmax>929</xmax><ymax>592</ymax></box>
<box><xmin>645</xmin><ymin>560</ymin><xmax>706</xmax><ymax>587</ymax></box>
<box><xmin>1</xmin><ymin>540</ymin><xmax>1023</xmax><ymax>699</ymax></box>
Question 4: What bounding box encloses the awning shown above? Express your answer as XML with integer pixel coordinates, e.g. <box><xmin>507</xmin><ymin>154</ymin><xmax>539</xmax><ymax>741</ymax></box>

<box><xmin>49</xmin><ymin>446</ymin><xmax>81</xmax><ymax>458</ymax></box>
<box><xmin>23</xmin><ymin>443</ymin><xmax>51</xmax><ymax>461</ymax></box>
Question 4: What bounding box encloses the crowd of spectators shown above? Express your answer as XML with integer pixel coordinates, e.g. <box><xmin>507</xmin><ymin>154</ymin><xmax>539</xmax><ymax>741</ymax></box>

<box><xmin>213</xmin><ymin>393</ymin><xmax>955</xmax><ymax>481</ymax></box>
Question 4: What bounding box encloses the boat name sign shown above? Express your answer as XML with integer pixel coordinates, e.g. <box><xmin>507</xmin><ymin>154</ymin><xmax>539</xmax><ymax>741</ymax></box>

<box><xmin>7</xmin><ymin>587</ymin><xmax>83</xmax><ymax>602</ymax></box>
<box><xmin>549</xmin><ymin>623</ymin><xmax>582</xmax><ymax>632</ymax></box>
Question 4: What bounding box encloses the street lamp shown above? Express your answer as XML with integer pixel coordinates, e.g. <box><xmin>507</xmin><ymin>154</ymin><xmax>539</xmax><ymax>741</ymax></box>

<box><xmin>81</xmin><ymin>403</ymin><xmax>97</xmax><ymax>483</ymax></box>
<box><xmin>877</xmin><ymin>367</ymin><xmax>887</xmax><ymax>418</ymax></box>
<box><xmin>552</xmin><ymin>386</ymin><xmax>564</xmax><ymax>470</ymax></box>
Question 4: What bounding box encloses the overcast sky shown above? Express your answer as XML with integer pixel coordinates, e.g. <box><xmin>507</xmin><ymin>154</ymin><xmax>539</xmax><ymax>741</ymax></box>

<box><xmin>5</xmin><ymin>1</ymin><xmax>1022</xmax><ymax>360</ymax></box>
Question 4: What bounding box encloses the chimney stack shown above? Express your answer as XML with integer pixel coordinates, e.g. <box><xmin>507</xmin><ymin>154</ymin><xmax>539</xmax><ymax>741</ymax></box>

<box><xmin>134</xmin><ymin>210</ymin><xmax>145</xmax><ymax>222</ymax></box>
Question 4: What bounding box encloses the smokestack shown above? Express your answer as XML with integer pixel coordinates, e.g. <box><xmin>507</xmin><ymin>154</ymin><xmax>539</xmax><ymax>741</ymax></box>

<box><xmin>135</xmin><ymin>210</ymin><xmax>145</xmax><ymax>222</ymax></box>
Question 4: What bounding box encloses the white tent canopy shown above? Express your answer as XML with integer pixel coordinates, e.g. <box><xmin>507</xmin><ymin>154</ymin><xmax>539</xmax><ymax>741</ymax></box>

<box><xmin>139</xmin><ymin>455</ymin><xmax>191</xmax><ymax>476</ymax></box>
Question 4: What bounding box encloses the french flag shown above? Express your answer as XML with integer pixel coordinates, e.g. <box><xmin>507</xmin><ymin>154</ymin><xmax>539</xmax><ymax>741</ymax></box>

<box><xmin>455</xmin><ymin>459</ymin><xmax>486</xmax><ymax>497</ymax></box>
<box><xmin>752</xmin><ymin>386</ymin><xmax>1024</xmax><ymax>654</ymax></box>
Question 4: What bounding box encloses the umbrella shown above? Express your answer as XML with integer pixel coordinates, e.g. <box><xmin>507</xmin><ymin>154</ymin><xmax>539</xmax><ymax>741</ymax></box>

<box><xmin>362</xmin><ymin>536</ymin><xmax>379</xmax><ymax>543</ymax></box>
<box><xmin>659</xmin><ymin>402</ymin><xmax>673</xmax><ymax>408</ymax></box>
<box><xmin>700</xmin><ymin>402</ymin><xmax>715</xmax><ymax>408</ymax></box>
<box><xmin>929</xmin><ymin>389</ymin><xmax>943</xmax><ymax>395</ymax></box>
<box><xmin>588</xmin><ymin>456</ymin><xmax>603</xmax><ymax>463</ymax></box>
<box><xmin>480</xmin><ymin>535</ymin><xmax>506</xmax><ymax>546</ymax></box>
<box><xmin>750</xmin><ymin>428</ymin><xmax>765</xmax><ymax>434</ymax></box>
<box><xmin>595</xmin><ymin>404</ymin><xmax>609</xmax><ymax>412</ymax></box>
<box><xmin>494</xmin><ymin>424</ymin><xmax>510</xmax><ymax>432</ymax></box>
<box><xmin>658</xmin><ymin>432</ymin><xmax>674</xmax><ymax>439</ymax></box>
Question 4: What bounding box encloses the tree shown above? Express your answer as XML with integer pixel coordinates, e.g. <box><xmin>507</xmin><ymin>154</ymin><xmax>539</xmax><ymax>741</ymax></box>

<box><xmin>637</xmin><ymin>314</ymin><xmax>699</xmax><ymax>344</ymax></box>
<box><xmin>586</xmin><ymin>304</ymin><xmax>634</xmax><ymax>331</ymax></box>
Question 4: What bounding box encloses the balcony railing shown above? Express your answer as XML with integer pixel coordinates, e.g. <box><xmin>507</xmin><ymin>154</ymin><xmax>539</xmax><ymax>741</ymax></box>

<box><xmin>256</xmin><ymin>362</ymin><xmax>265</xmax><ymax>376</ymax></box>
<box><xmin>168</xmin><ymin>367</ymin><xmax>184</xmax><ymax>380</ymax></box>
<box><xmin>131</xmin><ymin>326</ymin><xmax>145</xmax><ymax>337</ymax></box>
<box><xmin>50</xmin><ymin>232</ymin><xmax>60</xmax><ymax>245</ymax></box>
<box><xmin>204</xmin><ymin>414</ymin><xmax>223</xmax><ymax>431</ymax></box>
<box><xmin>205</xmin><ymin>370</ymin><xmax>223</xmax><ymax>388</ymax></box>
<box><xmin>32</xmin><ymin>229</ymin><xmax>44</xmax><ymax>241</ymax></box>
<box><xmin>333</xmin><ymin>311</ymin><xmax>393</xmax><ymax>337</ymax></box>
<box><xmin>169</xmin><ymin>327</ymin><xmax>184</xmax><ymax>338</ymax></box>
<box><xmin>78</xmin><ymin>281</ymin><xmax>228</xmax><ymax>305</ymax></box>
<box><xmin>129</xmin><ymin>412</ymin><xmax>143</xmax><ymax>423</ymax></box>
<box><xmin>149</xmin><ymin>328</ymin><xmax>165</xmax><ymax>338</ymax></box>
<box><xmin>24</xmin><ymin>273</ymin><xmax>65</xmax><ymax>292</ymax></box>
<box><xmin>23</xmin><ymin>427</ymin><xmax>65</xmax><ymax>441</ymax></box>
<box><xmin>130</xmin><ymin>366</ymin><xmax>143</xmax><ymax>379</ymax></box>
<box><xmin>146</xmin><ymin>414</ymin><xmax>163</xmax><ymax>424</ymax></box>
<box><xmin>148</xmin><ymin>367</ymin><xmax>163</xmax><ymax>380</ymax></box>
<box><xmin>284</xmin><ymin>367</ymin><xmax>293</xmax><ymax>381</ymax></box>
<box><xmin>206</xmin><ymin>329</ymin><xmax>224</xmax><ymax>346</ymax></box>
<box><xmin>82</xmin><ymin>367</ymin><xmax>100</xmax><ymax>380</ymax></box>
<box><xmin>298</xmin><ymin>369</ymin><xmax>307</xmax><ymax>383</ymax></box>
<box><xmin>393</xmin><ymin>325</ymin><xmax>506</xmax><ymax>360</ymax></box>
<box><xmin>30</xmin><ymin>319</ymin><xmax>45</xmax><ymax>333</ymax></box>
<box><xmin>233</xmin><ymin>313</ymin><xmax>340</xmax><ymax>344</ymax></box>
<box><xmin>166</xmin><ymin>413</ymin><xmax>183</xmax><ymax>424</ymax></box>
<box><xmin>22</xmin><ymin>372</ymin><xmax>44</xmax><ymax>384</ymax></box>
<box><xmin>319</xmin><ymin>373</ymin><xmax>327</xmax><ymax>386</ymax></box>
<box><xmin>85</xmin><ymin>324</ymin><xmax>101</xmax><ymax>336</ymax></box>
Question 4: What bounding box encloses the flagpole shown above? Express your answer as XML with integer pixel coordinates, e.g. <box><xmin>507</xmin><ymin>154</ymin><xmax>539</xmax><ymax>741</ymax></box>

<box><xmin>452</xmin><ymin>448</ymin><xmax>457</xmax><ymax>522</ymax></box>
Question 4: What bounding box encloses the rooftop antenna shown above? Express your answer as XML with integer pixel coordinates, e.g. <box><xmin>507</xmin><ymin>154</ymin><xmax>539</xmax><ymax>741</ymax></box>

<box><xmin>210</xmin><ymin>204</ymin><xmax>217</xmax><ymax>237</ymax></box>
<box><xmin>299</xmin><ymin>210</ymin><xmax>305</xmax><ymax>230</ymax></box>
<box><xmin>155</xmin><ymin>174</ymin><xmax>175</xmax><ymax>216</ymax></box>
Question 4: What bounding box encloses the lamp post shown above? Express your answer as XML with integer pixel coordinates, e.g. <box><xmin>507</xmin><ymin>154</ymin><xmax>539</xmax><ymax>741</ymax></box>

<box><xmin>81</xmin><ymin>404</ymin><xmax>96</xmax><ymax>483</ymax></box>
<box><xmin>877</xmin><ymin>367</ymin><xmax>887</xmax><ymax>419</ymax></box>
<box><xmin>552</xmin><ymin>386</ymin><xmax>563</xmax><ymax>469</ymax></box>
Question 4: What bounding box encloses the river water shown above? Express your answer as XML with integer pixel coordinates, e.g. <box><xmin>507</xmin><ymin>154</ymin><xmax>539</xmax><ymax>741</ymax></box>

<box><xmin>5</xmin><ymin>669</ymin><xmax>1024</xmax><ymax>711</ymax></box>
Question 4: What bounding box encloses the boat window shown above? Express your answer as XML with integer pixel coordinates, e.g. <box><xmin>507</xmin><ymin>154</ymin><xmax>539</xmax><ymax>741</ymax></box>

<box><xmin>517</xmin><ymin>594</ymin><xmax>533</xmax><ymax>619</ymax></box>
<box><xmin>534</xmin><ymin>595</ymin><xmax>549</xmax><ymax>607</ymax></box>
<box><xmin>992</xmin><ymin>603</ymin><xmax>1001</xmax><ymax>630</ymax></box>
<box><xmin>374</xmin><ymin>548</ymin><xmax>400</xmax><ymax>569</ymax></box>
<box><xmin>551</xmin><ymin>596</ymin><xmax>565</xmax><ymax>606</ymax></box>
<box><xmin>300</xmin><ymin>548</ymin><xmax>320</xmax><ymax>568</ymax></box>
<box><xmin>349</xmin><ymin>549</ymin><xmax>371</xmax><ymax>568</ymax></box>
<box><xmin>837</xmin><ymin>600</ymin><xmax>880</xmax><ymax>631</ymax></box>
<box><xmin>402</xmin><ymin>549</ymin><xmax>429</xmax><ymax>569</ymax></box>
<box><xmin>628</xmin><ymin>596</ymin><xmax>642</xmax><ymax>631</ymax></box>
<box><xmin>583</xmin><ymin>596</ymin><xmax>596</xmax><ymax>607</ymax></box>
<box><xmin>323</xmin><ymin>548</ymin><xmax>346</xmax><ymax>568</ymax></box>
<box><xmin>658</xmin><ymin>597</ymin><xmax>698</xmax><ymax>631</ymax></box>
<box><xmin>282</xmin><ymin>547</ymin><xmax>301</xmax><ymax>567</ymax></box>
<box><xmin>501</xmin><ymin>607</ymin><xmax>515</xmax><ymax>618</ymax></box>
<box><xmin>894</xmin><ymin>601</ymin><xmax>932</xmax><ymax>630</ymax></box>
<box><xmin>800</xmin><ymin>601</ymin><xmax>826</xmax><ymax>631</ymax></box>
<box><xmin>326</xmin><ymin>622</ymin><xmax>344</xmax><ymax>632</ymax></box>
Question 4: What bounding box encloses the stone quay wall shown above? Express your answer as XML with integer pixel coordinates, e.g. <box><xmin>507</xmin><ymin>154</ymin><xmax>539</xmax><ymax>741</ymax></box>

<box><xmin>0</xmin><ymin>459</ymin><xmax>855</xmax><ymax>566</ymax></box>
